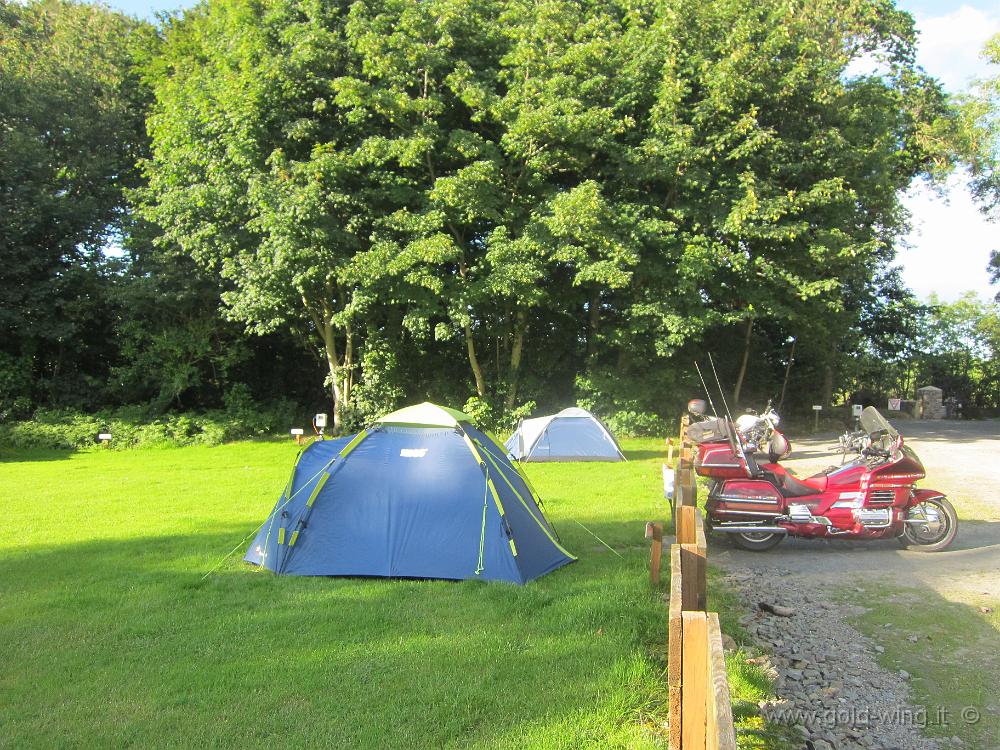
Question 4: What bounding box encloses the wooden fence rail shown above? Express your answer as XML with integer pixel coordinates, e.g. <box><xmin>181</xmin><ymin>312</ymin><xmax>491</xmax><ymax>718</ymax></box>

<box><xmin>650</xmin><ymin>416</ymin><xmax>736</xmax><ymax>750</ymax></box>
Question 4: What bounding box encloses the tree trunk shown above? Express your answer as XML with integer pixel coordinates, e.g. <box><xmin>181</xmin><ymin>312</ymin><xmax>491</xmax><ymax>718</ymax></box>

<box><xmin>342</xmin><ymin>321</ymin><xmax>354</xmax><ymax>408</ymax></box>
<box><xmin>822</xmin><ymin>363</ymin><xmax>834</xmax><ymax>408</ymax></box>
<box><xmin>504</xmin><ymin>309</ymin><xmax>527</xmax><ymax>411</ymax></box>
<box><xmin>319</xmin><ymin>319</ymin><xmax>344</xmax><ymax>432</ymax></box>
<box><xmin>732</xmin><ymin>317</ymin><xmax>753</xmax><ymax>408</ymax></box>
<box><xmin>306</xmin><ymin>294</ymin><xmax>349</xmax><ymax>434</ymax></box>
<box><xmin>464</xmin><ymin>320</ymin><xmax>486</xmax><ymax>398</ymax></box>
<box><xmin>778</xmin><ymin>337</ymin><xmax>796</xmax><ymax>411</ymax></box>
<box><xmin>586</xmin><ymin>290</ymin><xmax>601</xmax><ymax>357</ymax></box>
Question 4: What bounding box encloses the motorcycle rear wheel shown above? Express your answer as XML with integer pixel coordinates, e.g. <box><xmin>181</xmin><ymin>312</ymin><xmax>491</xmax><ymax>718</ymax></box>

<box><xmin>731</xmin><ymin>531</ymin><xmax>784</xmax><ymax>552</ymax></box>
<box><xmin>897</xmin><ymin>496</ymin><xmax>958</xmax><ymax>552</ymax></box>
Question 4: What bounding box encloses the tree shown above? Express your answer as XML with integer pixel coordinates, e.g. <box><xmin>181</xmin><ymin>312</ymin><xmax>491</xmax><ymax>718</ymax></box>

<box><xmin>601</xmin><ymin>0</ymin><xmax>951</xmax><ymax>410</ymax></box>
<box><xmin>142</xmin><ymin>0</ymin><xmax>443</xmax><ymax>430</ymax></box>
<box><xmin>0</xmin><ymin>0</ymin><xmax>151</xmax><ymax>414</ymax></box>
<box><xmin>952</xmin><ymin>33</ymin><xmax>1000</xmax><ymax>300</ymax></box>
<box><xmin>957</xmin><ymin>33</ymin><xmax>1000</xmax><ymax>213</ymax></box>
<box><xmin>141</xmin><ymin>0</ymin><xmax>963</xmax><ymax>430</ymax></box>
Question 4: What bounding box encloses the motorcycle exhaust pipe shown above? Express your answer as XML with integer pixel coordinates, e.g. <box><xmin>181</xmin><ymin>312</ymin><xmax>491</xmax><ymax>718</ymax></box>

<box><xmin>713</xmin><ymin>525</ymin><xmax>787</xmax><ymax>534</ymax></box>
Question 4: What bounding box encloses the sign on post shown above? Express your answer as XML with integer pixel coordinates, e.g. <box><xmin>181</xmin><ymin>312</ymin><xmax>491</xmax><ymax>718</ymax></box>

<box><xmin>888</xmin><ymin>398</ymin><xmax>901</xmax><ymax>411</ymax></box>
<box><xmin>290</xmin><ymin>427</ymin><xmax>305</xmax><ymax>445</ymax></box>
<box><xmin>812</xmin><ymin>404</ymin><xmax>822</xmax><ymax>432</ymax></box>
<box><xmin>97</xmin><ymin>433</ymin><xmax>112</xmax><ymax>447</ymax></box>
<box><xmin>852</xmin><ymin>404</ymin><xmax>863</xmax><ymax>418</ymax></box>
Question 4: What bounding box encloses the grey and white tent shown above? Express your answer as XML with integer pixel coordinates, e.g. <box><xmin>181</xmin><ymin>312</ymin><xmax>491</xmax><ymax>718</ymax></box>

<box><xmin>505</xmin><ymin>407</ymin><xmax>626</xmax><ymax>462</ymax></box>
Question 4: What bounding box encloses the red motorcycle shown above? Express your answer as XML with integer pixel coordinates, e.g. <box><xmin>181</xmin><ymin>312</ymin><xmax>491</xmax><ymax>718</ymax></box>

<box><xmin>689</xmin><ymin>402</ymin><xmax>958</xmax><ymax>552</ymax></box>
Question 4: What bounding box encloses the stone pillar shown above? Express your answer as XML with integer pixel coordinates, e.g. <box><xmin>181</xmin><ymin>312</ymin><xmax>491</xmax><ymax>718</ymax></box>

<box><xmin>915</xmin><ymin>385</ymin><xmax>945</xmax><ymax>420</ymax></box>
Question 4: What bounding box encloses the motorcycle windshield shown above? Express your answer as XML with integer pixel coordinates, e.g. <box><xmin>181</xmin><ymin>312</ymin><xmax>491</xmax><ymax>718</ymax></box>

<box><xmin>859</xmin><ymin>406</ymin><xmax>899</xmax><ymax>439</ymax></box>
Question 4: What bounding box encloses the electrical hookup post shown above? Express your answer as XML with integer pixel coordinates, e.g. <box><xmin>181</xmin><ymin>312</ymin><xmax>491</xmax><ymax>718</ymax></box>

<box><xmin>313</xmin><ymin>413</ymin><xmax>328</xmax><ymax>440</ymax></box>
<box><xmin>812</xmin><ymin>404</ymin><xmax>822</xmax><ymax>433</ymax></box>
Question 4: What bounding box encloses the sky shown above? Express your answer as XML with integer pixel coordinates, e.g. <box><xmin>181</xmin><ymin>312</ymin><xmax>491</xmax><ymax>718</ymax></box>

<box><xmin>894</xmin><ymin>2</ymin><xmax>999</xmax><ymax>302</ymax></box>
<box><xmin>103</xmin><ymin>0</ymin><xmax>999</xmax><ymax>303</ymax></box>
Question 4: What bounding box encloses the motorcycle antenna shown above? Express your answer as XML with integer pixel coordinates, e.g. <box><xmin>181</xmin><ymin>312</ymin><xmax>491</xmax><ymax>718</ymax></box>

<box><xmin>693</xmin><ymin>361</ymin><xmax>719</xmax><ymax>417</ymax></box>
<box><xmin>708</xmin><ymin>352</ymin><xmax>735</xmax><ymax>423</ymax></box>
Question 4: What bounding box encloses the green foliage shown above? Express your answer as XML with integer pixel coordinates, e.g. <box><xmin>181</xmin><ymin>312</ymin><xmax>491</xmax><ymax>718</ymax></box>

<box><xmin>0</xmin><ymin>401</ymin><xmax>300</xmax><ymax>450</ymax></box>
<box><xmin>955</xmin><ymin>33</ymin><xmax>1000</xmax><ymax>214</ymax></box>
<box><xmin>915</xmin><ymin>293</ymin><xmax>1000</xmax><ymax>414</ymax></box>
<box><xmin>3</xmin><ymin>0</ymin><xmax>991</xmax><ymax>434</ymax></box>
<box><xmin>836</xmin><ymin>290</ymin><xmax>1000</xmax><ymax>414</ymax></box>
<box><xmin>462</xmin><ymin>396</ymin><xmax>535</xmax><ymax>436</ymax></box>
<box><xmin>576</xmin><ymin>377</ymin><xmax>668</xmax><ymax>437</ymax></box>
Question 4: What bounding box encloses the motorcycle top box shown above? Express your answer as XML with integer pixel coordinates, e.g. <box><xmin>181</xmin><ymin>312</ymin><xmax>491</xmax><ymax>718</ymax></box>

<box><xmin>694</xmin><ymin>441</ymin><xmax>747</xmax><ymax>480</ymax></box>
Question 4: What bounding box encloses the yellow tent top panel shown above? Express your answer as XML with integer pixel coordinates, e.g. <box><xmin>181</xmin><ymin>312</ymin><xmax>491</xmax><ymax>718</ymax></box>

<box><xmin>375</xmin><ymin>402</ymin><xmax>472</xmax><ymax>427</ymax></box>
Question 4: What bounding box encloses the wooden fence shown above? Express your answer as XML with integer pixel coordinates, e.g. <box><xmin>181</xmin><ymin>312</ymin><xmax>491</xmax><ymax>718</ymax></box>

<box><xmin>648</xmin><ymin>415</ymin><xmax>737</xmax><ymax>750</ymax></box>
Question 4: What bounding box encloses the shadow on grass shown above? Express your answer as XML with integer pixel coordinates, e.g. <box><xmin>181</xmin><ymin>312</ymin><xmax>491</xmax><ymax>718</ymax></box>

<box><xmin>844</xmin><ymin>582</ymin><xmax>1000</xmax><ymax>749</ymax></box>
<box><xmin>618</xmin><ymin>449</ymin><xmax>668</xmax><ymax>461</ymax></box>
<box><xmin>0</xmin><ymin>446</ymin><xmax>76</xmax><ymax>463</ymax></box>
<box><xmin>0</xmin><ymin>526</ymin><xmax>669</xmax><ymax>749</ymax></box>
<box><xmin>707</xmin><ymin>518</ymin><xmax>1000</xmax><ymax>559</ymax></box>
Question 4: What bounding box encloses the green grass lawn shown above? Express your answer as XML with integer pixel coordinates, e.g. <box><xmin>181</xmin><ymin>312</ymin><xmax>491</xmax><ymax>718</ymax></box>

<box><xmin>0</xmin><ymin>437</ymin><xmax>694</xmax><ymax>749</ymax></box>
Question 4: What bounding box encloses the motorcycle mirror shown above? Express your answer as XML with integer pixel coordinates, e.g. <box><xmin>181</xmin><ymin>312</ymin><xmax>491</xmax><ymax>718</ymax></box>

<box><xmin>687</xmin><ymin>398</ymin><xmax>707</xmax><ymax>416</ymax></box>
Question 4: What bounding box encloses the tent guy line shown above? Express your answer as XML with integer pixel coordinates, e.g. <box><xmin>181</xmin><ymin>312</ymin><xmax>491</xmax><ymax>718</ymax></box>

<box><xmin>199</xmin><ymin>453</ymin><xmax>338</xmax><ymax>581</ymax></box>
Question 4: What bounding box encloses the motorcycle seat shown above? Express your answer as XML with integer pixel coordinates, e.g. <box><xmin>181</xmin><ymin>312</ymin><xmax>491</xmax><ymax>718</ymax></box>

<box><xmin>768</xmin><ymin>470</ymin><xmax>823</xmax><ymax>499</ymax></box>
<box><xmin>760</xmin><ymin>462</ymin><xmax>828</xmax><ymax>495</ymax></box>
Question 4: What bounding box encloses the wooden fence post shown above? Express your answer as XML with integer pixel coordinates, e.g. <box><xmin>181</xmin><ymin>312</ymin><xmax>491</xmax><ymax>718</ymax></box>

<box><xmin>667</xmin><ymin>413</ymin><xmax>735</xmax><ymax>749</ymax></box>
<box><xmin>646</xmin><ymin>522</ymin><xmax>663</xmax><ymax>586</ymax></box>
<box><xmin>677</xmin><ymin>505</ymin><xmax>695</xmax><ymax>545</ymax></box>
<box><xmin>668</xmin><ymin>544</ymin><xmax>683</xmax><ymax>750</ymax></box>
<box><xmin>681</xmin><ymin>611</ymin><xmax>709</xmax><ymax>749</ymax></box>
<box><xmin>694</xmin><ymin>511</ymin><xmax>708</xmax><ymax>611</ymax></box>
<box><xmin>678</xmin><ymin>507</ymin><xmax>707</xmax><ymax>612</ymax></box>
<box><xmin>707</xmin><ymin>613</ymin><xmax>737</xmax><ymax>750</ymax></box>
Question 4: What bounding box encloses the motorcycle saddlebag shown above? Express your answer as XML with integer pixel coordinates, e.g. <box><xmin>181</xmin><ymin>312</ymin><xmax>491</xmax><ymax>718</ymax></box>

<box><xmin>687</xmin><ymin>418</ymin><xmax>733</xmax><ymax>444</ymax></box>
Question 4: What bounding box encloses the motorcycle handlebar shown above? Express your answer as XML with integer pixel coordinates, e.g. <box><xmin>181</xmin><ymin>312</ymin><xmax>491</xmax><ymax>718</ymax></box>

<box><xmin>862</xmin><ymin>446</ymin><xmax>891</xmax><ymax>460</ymax></box>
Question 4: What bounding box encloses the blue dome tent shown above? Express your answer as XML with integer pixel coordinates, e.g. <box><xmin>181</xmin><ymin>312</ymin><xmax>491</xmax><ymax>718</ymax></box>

<box><xmin>505</xmin><ymin>407</ymin><xmax>626</xmax><ymax>462</ymax></box>
<box><xmin>244</xmin><ymin>403</ymin><xmax>574</xmax><ymax>584</ymax></box>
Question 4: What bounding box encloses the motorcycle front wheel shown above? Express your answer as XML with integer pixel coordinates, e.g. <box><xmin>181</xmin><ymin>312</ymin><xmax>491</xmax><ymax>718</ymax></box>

<box><xmin>897</xmin><ymin>496</ymin><xmax>958</xmax><ymax>552</ymax></box>
<box><xmin>731</xmin><ymin>531</ymin><xmax>784</xmax><ymax>552</ymax></box>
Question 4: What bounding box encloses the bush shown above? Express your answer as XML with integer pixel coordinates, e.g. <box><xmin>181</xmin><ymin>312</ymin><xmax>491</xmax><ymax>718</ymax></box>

<box><xmin>603</xmin><ymin>409</ymin><xmax>666</xmax><ymax>437</ymax></box>
<box><xmin>573</xmin><ymin>372</ymin><xmax>674</xmax><ymax>437</ymax></box>
<box><xmin>462</xmin><ymin>397</ymin><xmax>535</xmax><ymax>437</ymax></box>
<box><xmin>0</xmin><ymin>400</ymin><xmax>301</xmax><ymax>451</ymax></box>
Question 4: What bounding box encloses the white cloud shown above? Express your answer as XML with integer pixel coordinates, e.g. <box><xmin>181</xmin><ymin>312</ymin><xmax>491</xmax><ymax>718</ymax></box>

<box><xmin>891</xmin><ymin>4</ymin><xmax>999</xmax><ymax>303</ymax></box>
<box><xmin>897</xmin><ymin>173</ymin><xmax>997</xmax><ymax>302</ymax></box>
<box><xmin>911</xmin><ymin>4</ymin><xmax>1000</xmax><ymax>92</ymax></box>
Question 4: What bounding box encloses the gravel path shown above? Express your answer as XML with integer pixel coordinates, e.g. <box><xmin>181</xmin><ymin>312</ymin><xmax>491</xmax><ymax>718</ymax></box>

<box><xmin>708</xmin><ymin>418</ymin><xmax>1000</xmax><ymax>749</ymax></box>
<box><xmin>727</xmin><ymin>568</ymin><xmax>943</xmax><ymax>750</ymax></box>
